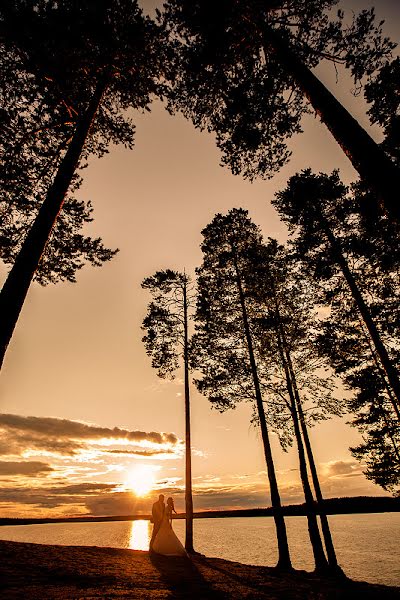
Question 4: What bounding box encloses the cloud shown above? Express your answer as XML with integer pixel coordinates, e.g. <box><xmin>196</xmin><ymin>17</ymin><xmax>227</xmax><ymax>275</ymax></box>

<box><xmin>0</xmin><ymin>413</ymin><xmax>179</xmax><ymax>457</ymax></box>
<box><xmin>85</xmin><ymin>491</ymin><xmax>150</xmax><ymax>515</ymax></box>
<box><xmin>106</xmin><ymin>448</ymin><xmax>176</xmax><ymax>457</ymax></box>
<box><xmin>0</xmin><ymin>482</ymin><xmax>117</xmax><ymax>508</ymax></box>
<box><xmin>0</xmin><ymin>462</ymin><xmax>386</xmax><ymax>518</ymax></box>
<box><xmin>0</xmin><ymin>461</ymin><xmax>53</xmax><ymax>477</ymax></box>
<box><xmin>0</xmin><ymin>413</ymin><xmax>178</xmax><ymax>445</ymax></box>
<box><xmin>0</xmin><ymin>433</ymin><xmax>85</xmax><ymax>457</ymax></box>
<box><xmin>0</xmin><ymin>414</ymin><xmax>186</xmax><ymax>517</ymax></box>
<box><xmin>150</xmin><ymin>483</ymin><xmax>276</xmax><ymax>512</ymax></box>
<box><xmin>83</xmin><ymin>485</ymin><xmax>274</xmax><ymax>516</ymax></box>
<box><xmin>0</xmin><ymin>481</ymin><xmax>154</xmax><ymax>515</ymax></box>
<box><xmin>0</xmin><ymin>415</ymin><xmax>385</xmax><ymax>519</ymax></box>
<box><xmin>324</xmin><ymin>460</ymin><xmax>362</xmax><ymax>477</ymax></box>
<box><xmin>0</xmin><ymin>470</ymin><xmax>277</xmax><ymax>515</ymax></box>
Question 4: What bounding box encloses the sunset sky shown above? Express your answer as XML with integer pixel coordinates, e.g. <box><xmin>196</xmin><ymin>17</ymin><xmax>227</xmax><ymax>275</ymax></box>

<box><xmin>0</xmin><ymin>0</ymin><xmax>399</xmax><ymax>518</ymax></box>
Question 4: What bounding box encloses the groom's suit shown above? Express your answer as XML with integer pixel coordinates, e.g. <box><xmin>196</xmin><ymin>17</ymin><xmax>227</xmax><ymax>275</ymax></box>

<box><xmin>150</xmin><ymin>498</ymin><xmax>165</xmax><ymax>550</ymax></box>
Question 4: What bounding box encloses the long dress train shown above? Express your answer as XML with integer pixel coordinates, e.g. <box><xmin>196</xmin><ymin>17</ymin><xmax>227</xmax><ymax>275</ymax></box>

<box><xmin>152</xmin><ymin>512</ymin><xmax>187</xmax><ymax>556</ymax></box>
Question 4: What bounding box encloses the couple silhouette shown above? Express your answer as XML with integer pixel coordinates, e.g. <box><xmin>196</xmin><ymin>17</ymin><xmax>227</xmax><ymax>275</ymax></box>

<box><xmin>150</xmin><ymin>494</ymin><xmax>187</xmax><ymax>556</ymax></box>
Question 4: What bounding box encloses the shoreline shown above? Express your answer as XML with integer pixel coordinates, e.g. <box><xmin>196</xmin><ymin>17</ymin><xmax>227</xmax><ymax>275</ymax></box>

<box><xmin>1</xmin><ymin>540</ymin><xmax>399</xmax><ymax>599</ymax></box>
<box><xmin>1</xmin><ymin>495</ymin><xmax>398</xmax><ymax>527</ymax></box>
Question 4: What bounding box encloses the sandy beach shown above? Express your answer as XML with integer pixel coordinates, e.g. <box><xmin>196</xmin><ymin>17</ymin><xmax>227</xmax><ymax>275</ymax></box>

<box><xmin>1</xmin><ymin>540</ymin><xmax>399</xmax><ymax>599</ymax></box>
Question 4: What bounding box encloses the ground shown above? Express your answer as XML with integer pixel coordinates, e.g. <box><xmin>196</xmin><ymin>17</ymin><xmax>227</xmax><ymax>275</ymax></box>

<box><xmin>0</xmin><ymin>541</ymin><xmax>399</xmax><ymax>599</ymax></box>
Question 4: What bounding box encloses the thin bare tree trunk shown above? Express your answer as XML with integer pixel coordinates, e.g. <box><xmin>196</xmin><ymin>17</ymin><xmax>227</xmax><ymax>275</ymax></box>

<box><xmin>272</xmin><ymin>305</ymin><xmax>329</xmax><ymax>572</ymax></box>
<box><xmin>264</xmin><ymin>261</ymin><xmax>344</xmax><ymax>574</ymax></box>
<box><xmin>264</xmin><ymin>27</ymin><xmax>400</xmax><ymax>222</ymax></box>
<box><xmin>280</xmin><ymin>325</ymin><xmax>344</xmax><ymax>574</ymax></box>
<box><xmin>233</xmin><ymin>256</ymin><xmax>292</xmax><ymax>570</ymax></box>
<box><xmin>183</xmin><ymin>277</ymin><xmax>194</xmax><ymax>552</ymax></box>
<box><xmin>286</xmin><ymin>354</ymin><xmax>342</xmax><ymax>570</ymax></box>
<box><xmin>0</xmin><ymin>75</ymin><xmax>108</xmax><ymax>369</ymax></box>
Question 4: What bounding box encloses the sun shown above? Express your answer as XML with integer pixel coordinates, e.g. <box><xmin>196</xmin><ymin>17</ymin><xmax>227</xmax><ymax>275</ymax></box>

<box><xmin>126</xmin><ymin>465</ymin><xmax>156</xmax><ymax>497</ymax></box>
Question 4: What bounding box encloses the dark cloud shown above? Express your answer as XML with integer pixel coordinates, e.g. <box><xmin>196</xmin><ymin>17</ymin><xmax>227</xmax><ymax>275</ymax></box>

<box><xmin>0</xmin><ymin>461</ymin><xmax>53</xmax><ymax>477</ymax></box>
<box><xmin>0</xmin><ymin>476</ymin><xmax>279</xmax><ymax>514</ymax></box>
<box><xmin>0</xmin><ymin>413</ymin><xmax>179</xmax><ymax>457</ymax></box>
<box><xmin>0</xmin><ymin>482</ymin><xmax>150</xmax><ymax>513</ymax></box>
<box><xmin>83</xmin><ymin>485</ymin><xmax>263</xmax><ymax>517</ymax></box>
<box><xmin>85</xmin><ymin>484</ymin><xmax>283</xmax><ymax>515</ymax></box>
<box><xmin>0</xmin><ymin>471</ymin><xmax>377</xmax><ymax>516</ymax></box>
<box><xmin>0</xmin><ymin>413</ymin><xmax>178</xmax><ymax>444</ymax></box>
<box><xmin>146</xmin><ymin>483</ymin><xmax>275</xmax><ymax>512</ymax></box>
<box><xmin>46</xmin><ymin>483</ymin><xmax>117</xmax><ymax>496</ymax></box>
<box><xmin>85</xmin><ymin>491</ymin><xmax>149</xmax><ymax>515</ymax></box>
<box><xmin>0</xmin><ymin>482</ymin><xmax>118</xmax><ymax>508</ymax></box>
<box><xmin>0</xmin><ymin>432</ymin><xmax>85</xmax><ymax>457</ymax></box>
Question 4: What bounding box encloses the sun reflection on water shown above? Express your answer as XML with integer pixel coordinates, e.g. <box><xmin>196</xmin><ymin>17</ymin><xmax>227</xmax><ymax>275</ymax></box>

<box><xmin>129</xmin><ymin>520</ymin><xmax>150</xmax><ymax>551</ymax></box>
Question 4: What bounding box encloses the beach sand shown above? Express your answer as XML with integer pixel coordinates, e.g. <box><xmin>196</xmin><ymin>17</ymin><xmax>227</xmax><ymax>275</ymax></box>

<box><xmin>1</xmin><ymin>540</ymin><xmax>399</xmax><ymax>599</ymax></box>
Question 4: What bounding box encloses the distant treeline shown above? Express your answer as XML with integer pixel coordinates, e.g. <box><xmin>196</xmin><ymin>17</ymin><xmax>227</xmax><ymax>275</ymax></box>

<box><xmin>190</xmin><ymin>496</ymin><xmax>400</xmax><ymax>519</ymax></box>
<box><xmin>0</xmin><ymin>496</ymin><xmax>398</xmax><ymax>527</ymax></box>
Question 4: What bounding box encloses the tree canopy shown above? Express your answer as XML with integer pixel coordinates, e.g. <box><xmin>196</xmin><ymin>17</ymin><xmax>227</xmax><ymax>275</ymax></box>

<box><xmin>0</xmin><ymin>0</ymin><xmax>165</xmax><ymax>283</ymax></box>
<box><xmin>162</xmin><ymin>0</ymin><xmax>394</xmax><ymax>180</ymax></box>
<box><xmin>272</xmin><ymin>169</ymin><xmax>400</xmax><ymax>492</ymax></box>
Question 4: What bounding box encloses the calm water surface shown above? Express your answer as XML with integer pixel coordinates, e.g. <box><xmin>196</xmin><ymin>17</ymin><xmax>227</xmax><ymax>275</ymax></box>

<box><xmin>1</xmin><ymin>514</ymin><xmax>399</xmax><ymax>587</ymax></box>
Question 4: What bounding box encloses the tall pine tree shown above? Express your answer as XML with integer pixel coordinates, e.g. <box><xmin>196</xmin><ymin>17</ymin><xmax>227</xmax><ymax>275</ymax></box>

<box><xmin>273</xmin><ymin>170</ymin><xmax>400</xmax><ymax>491</ymax></box>
<box><xmin>195</xmin><ymin>212</ymin><xmax>343</xmax><ymax>572</ymax></box>
<box><xmin>0</xmin><ymin>0</ymin><xmax>165</xmax><ymax>367</ymax></box>
<box><xmin>142</xmin><ymin>270</ymin><xmax>196</xmax><ymax>553</ymax></box>
<box><xmin>162</xmin><ymin>1</ymin><xmax>399</xmax><ymax>219</ymax></box>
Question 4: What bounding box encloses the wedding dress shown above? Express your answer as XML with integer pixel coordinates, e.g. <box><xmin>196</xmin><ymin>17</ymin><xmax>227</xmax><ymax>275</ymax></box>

<box><xmin>152</xmin><ymin>508</ymin><xmax>187</xmax><ymax>556</ymax></box>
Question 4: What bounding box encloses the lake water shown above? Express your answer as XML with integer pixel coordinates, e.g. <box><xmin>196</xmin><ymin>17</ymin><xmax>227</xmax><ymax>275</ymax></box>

<box><xmin>1</xmin><ymin>513</ymin><xmax>399</xmax><ymax>587</ymax></box>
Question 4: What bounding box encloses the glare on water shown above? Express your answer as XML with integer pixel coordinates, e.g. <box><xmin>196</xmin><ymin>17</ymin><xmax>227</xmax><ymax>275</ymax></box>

<box><xmin>129</xmin><ymin>519</ymin><xmax>150</xmax><ymax>551</ymax></box>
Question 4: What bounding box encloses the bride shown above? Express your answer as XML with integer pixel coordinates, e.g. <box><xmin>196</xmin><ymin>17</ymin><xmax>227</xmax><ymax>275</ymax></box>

<box><xmin>152</xmin><ymin>497</ymin><xmax>187</xmax><ymax>556</ymax></box>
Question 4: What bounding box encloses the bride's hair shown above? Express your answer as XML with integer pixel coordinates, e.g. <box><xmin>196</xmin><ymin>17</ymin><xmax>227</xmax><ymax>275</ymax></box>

<box><xmin>167</xmin><ymin>497</ymin><xmax>174</xmax><ymax>509</ymax></box>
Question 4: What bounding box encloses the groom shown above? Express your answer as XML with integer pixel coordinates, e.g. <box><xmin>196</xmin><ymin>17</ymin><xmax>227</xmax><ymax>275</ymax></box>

<box><xmin>150</xmin><ymin>494</ymin><xmax>165</xmax><ymax>551</ymax></box>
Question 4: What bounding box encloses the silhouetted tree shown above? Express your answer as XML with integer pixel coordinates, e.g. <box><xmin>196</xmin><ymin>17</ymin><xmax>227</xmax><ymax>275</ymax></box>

<box><xmin>273</xmin><ymin>170</ymin><xmax>400</xmax><ymax>491</ymax></box>
<box><xmin>273</xmin><ymin>170</ymin><xmax>400</xmax><ymax>413</ymax></box>
<box><xmin>249</xmin><ymin>239</ymin><xmax>343</xmax><ymax>573</ymax></box>
<box><xmin>194</xmin><ymin>209</ymin><xmax>295</xmax><ymax>569</ymax></box>
<box><xmin>0</xmin><ymin>0</ymin><xmax>164</xmax><ymax>367</ymax></box>
<box><xmin>162</xmin><ymin>1</ymin><xmax>399</xmax><ymax>219</ymax></box>
<box><xmin>0</xmin><ymin>33</ymin><xmax>117</xmax><ymax>286</ymax></box>
<box><xmin>318</xmin><ymin>294</ymin><xmax>400</xmax><ymax>492</ymax></box>
<box><xmin>365</xmin><ymin>56</ymin><xmax>400</xmax><ymax>163</ymax></box>
<box><xmin>141</xmin><ymin>270</ymin><xmax>195</xmax><ymax>553</ymax></box>
<box><xmin>195</xmin><ymin>215</ymin><xmax>347</xmax><ymax>572</ymax></box>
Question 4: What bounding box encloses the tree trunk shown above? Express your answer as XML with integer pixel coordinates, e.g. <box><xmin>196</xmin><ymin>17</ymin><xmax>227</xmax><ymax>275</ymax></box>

<box><xmin>286</xmin><ymin>355</ymin><xmax>342</xmax><ymax>570</ymax></box>
<box><xmin>265</xmin><ymin>257</ymin><xmax>342</xmax><ymax>572</ymax></box>
<box><xmin>233</xmin><ymin>256</ymin><xmax>292</xmax><ymax>570</ymax></box>
<box><xmin>278</xmin><ymin>318</ymin><xmax>344</xmax><ymax>574</ymax></box>
<box><xmin>0</xmin><ymin>75</ymin><xmax>109</xmax><ymax>369</ymax></box>
<box><xmin>272</xmin><ymin>307</ymin><xmax>329</xmax><ymax>572</ymax></box>
<box><xmin>263</xmin><ymin>26</ymin><xmax>400</xmax><ymax>222</ymax></box>
<box><xmin>183</xmin><ymin>277</ymin><xmax>194</xmax><ymax>553</ymax></box>
<box><xmin>319</xmin><ymin>214</ymin><xmax>400</xmax><ymax>416</ymax></box>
